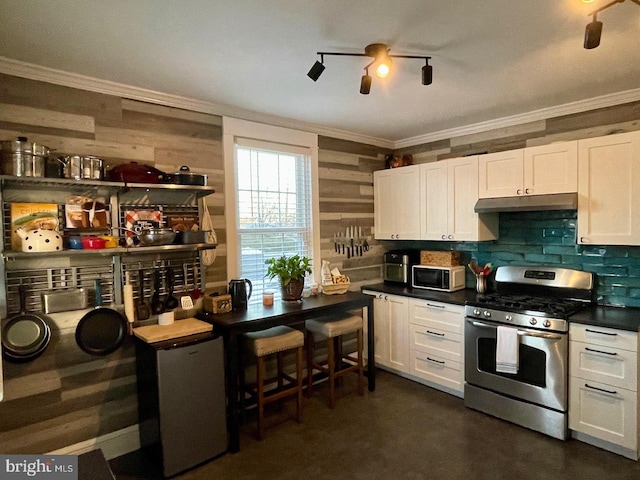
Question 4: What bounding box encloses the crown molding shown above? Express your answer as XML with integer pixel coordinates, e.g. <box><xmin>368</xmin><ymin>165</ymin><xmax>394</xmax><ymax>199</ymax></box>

<box><xmin>0</xmin><ymin>56</ymin><xmax>394</xmax><ymax>149</ymax></box>
<box><xmin>394</xmin><ymin>88</ymin><xmax>640</xmax><ymax>149</ymax></box>
<box><xmin>2</xmin><ymin>56</ymin><xmax>638</xmax><ymax>152</ymax></box>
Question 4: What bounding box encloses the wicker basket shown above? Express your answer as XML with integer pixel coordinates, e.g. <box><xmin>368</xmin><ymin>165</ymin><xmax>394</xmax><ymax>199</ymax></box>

<box><xmin>321</xmin><ymin>278</ymin><xmax>350</xmax><ymax>295</ymax></box>
<box><xmin>420</xmin><ymin>250</ymin><xmax>461</xmax><ymax>266</ymax></box>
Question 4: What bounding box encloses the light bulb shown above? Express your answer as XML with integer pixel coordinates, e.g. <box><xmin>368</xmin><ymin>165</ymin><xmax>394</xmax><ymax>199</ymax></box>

<box><xmin>376</xmin><ymin>63</ymin><xmax>390</xmax><ymax>78</ymax></box>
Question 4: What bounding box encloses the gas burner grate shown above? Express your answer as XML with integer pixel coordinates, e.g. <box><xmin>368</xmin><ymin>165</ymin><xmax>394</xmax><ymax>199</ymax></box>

<box><xmin>475</xmin><ymin>294</ymin><xmax>586</xmax><ymax>318</ymax></box>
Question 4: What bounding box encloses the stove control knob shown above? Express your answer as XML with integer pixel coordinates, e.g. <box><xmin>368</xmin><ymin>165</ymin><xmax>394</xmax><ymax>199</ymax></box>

<box><xmin>543</xmin><ymin>320</ymin><xmax>551</xmax><ymax>328</ymax></box>
<box><xmin>473</xmin><ymin>309</ymin><xmax>481</xmax><ymax>316</ymax></box>
<box><xmin>505</xmin><ymin>314</ymin><xmax>512</xmax><ymax>322</ymax></box>
<box><xmin>483</xmin><ymin>311</ymin><xmax>491</xmax><ymax>318</ymax></box>
<box><xmin>529</xmin><ymin>318</ymin><xmax>537</xmax><ymax>325</ymax></box>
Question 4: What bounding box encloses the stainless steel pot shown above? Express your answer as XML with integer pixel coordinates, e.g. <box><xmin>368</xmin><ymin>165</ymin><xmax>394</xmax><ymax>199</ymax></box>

<box><xmin>1</xmin><ymin>137</ymin><xmax>48</xmax><ymax>177</ymax></box>
<box><xmin>119</xmin><ymin>227</ymin><xmax>176</xmax><ymax>246</ymax></box>
<box><xmin>137</xmin><ymin>228</ymin><xmax>176</xmax><ymax>246</ymax></box>
<box><xmin>59</xmin><ymin>155</ymin><xmax>104</xmax><ymax>180</ymax></box>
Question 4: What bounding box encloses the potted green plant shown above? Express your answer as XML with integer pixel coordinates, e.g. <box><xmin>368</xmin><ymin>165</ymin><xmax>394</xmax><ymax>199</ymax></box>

<box><xmin>265</xmin><ymin>254</ymin><xmax>312</xmax><ymax>301</ymax></box>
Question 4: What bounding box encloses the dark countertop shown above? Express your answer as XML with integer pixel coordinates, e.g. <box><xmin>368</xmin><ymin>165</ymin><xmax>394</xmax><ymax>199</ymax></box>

<box><xmin>361</xmin><ymin>283</ymin><xmax>640</xmax><ymax>333</ymax></box>
<box><xmin>361</xmin><ymin>282</ymin><xmax>473</xmax><ymax>306</ymax></box>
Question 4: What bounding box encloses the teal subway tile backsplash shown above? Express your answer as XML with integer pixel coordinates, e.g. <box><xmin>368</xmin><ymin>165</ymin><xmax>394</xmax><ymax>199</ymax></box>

<box><xmin>382</xmin><ymin>209</ymin><xmax>640</xmax><ymax>307</ymax></box>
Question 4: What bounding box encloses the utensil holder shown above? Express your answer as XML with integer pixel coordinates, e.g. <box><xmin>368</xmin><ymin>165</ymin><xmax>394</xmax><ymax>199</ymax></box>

<box><xmin>475</xmin><ymin>273</ymin><xmax>487</xmax><ymax>294</ymax></box>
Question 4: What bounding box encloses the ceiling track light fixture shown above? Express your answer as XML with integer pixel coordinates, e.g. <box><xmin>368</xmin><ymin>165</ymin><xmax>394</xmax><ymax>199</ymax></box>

<box><xmin>307</xmin><ymin>43</ymin><xmax>433</xmax><ymax>95</ymax></box>
<box><xmin>583</xmin><ymin>0</ymin><xmax>640</xmax><ymax>49</ymax></box>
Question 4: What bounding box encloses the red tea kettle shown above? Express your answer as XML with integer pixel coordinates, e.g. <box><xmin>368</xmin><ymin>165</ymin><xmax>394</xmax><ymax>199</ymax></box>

<box><xmin>229</xmin><ymin>278</ymin><xmax>252</xmax><ymax>311</ymax></box>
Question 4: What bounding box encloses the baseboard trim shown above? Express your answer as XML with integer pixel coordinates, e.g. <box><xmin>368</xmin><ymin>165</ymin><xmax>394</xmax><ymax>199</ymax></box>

<box><xmin>376</xmin><ymin>365</ymin><xmax>464</xmax><ymax>399</ymax></box>
<box><xmin>571</xmin><ymin>430</ymin><xmax>638</xmax><ymax>461</ymax></box>
<box><xmin>47</xmin><ymin>424</ymin><xmax>141</xmax><ymax>461</ymax></box>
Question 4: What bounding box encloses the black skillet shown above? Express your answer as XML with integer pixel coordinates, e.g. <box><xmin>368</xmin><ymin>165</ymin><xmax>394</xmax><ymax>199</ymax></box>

<box><xmin>75</xmin><ymin>279</ymin><xmax>127</xmax><ymax>356</ymax></box>
<box><xmin>2</xmin><ymin>284</ymin><xmax>51</xmax><ymax>362</ymax></box>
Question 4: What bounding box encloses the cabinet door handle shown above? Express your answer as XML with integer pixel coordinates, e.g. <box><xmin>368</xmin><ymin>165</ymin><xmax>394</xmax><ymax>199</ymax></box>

<box><xmin>585</xmin><ymin>383</ymin><xmax>618</xmax><ymax>396</ymax></box>
<box><xmin>441</xmin><ymin>234</ymin><xmax>447</xmax><ymax>240</ymax></box>
<box><xmin>426</xmin><ymin>303</ymin><xmax>445</xmax><ymax>309</ymax></box>
<box><xmin>447</xmin><ymin>235</ymin><xmax>453</xmax><ymax>240</ymax></box>
<box><xmin>516</xmin><ymin>189</ymin><xmax>522</xmax><ymax>195</ymax></box>
<box><xmin>525</xmin><ymin>188</ymin><xmax>531</xmax><ymax>194</ymax></box>
<box><xmin>585</xmin><ymin>347</ymin><xmax>617</xmax><ymax>356</ymax></box>
<box><xmin>426</xmin><ymin>357</ymin><xmax>445</xmax><ymax>365</ymax></box>
<box><xmin>585</xmin><ymin>328</ymin><xmax>617</xmax><ymax>337</ymax></box>
<box><xmin>579</xmin><ymin>236</ymin><xmax>588</xmax><ymax>243</ymax></box>
<box><xmin>425</xmin><ymin>330</ymin><xmax>445</xmax><ymax>337</ymax></box>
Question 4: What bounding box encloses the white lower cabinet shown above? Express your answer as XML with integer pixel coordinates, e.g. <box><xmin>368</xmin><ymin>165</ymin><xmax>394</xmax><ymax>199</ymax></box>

<box><xmin>569</xmin><ymin>377</ymin><xmax>637</xmax><ymax>451</ymax></box>
<box><xmin>362</xmin><ymin>292</ymin><xmax>464</xmax><ymax>397</ymax></box>
<box><xmin>409</xmin><ymin>299</ymin><xmax>465</xmax><ymax>396</ymax></box>
<box><xmin>363</xmin><ymin>291</ymin><xmax>410</xmax><ymax>372</ymax></box>
<box><xmin>569</xmin><ymin>323</ymin><xmax>639</xmax><ymax>459</ymax></box>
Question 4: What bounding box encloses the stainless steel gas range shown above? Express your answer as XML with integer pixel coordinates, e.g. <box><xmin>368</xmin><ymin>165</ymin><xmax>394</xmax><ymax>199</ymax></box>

<box><xmin>464</xmin><ymin>266</ymin><xmax>595</xmax><ymax>440</ymax></box>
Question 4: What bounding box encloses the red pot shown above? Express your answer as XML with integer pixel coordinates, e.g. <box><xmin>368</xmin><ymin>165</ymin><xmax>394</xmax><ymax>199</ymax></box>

<box><xmin>81</xmin><ymin>236</ymin><xmax>106</xmax><ymax>249</ymax></box>
<box><xmin>106</xmin><ymin>162</ymin><xmax>167</xmax><ymax>184</ymax></box>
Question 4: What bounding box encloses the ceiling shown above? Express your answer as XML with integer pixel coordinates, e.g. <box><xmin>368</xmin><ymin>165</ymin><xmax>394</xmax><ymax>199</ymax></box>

<box><xmin>0</xmin><ymin>0</ymin><xmax>639</xmax><ymax>147</ymax></box>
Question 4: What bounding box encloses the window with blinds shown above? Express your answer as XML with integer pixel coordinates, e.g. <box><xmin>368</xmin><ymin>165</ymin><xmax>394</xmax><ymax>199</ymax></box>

<box><xmin>235</xmin><ymin>140</ymin><xmax>314</xmax><ymax>302</ymax></box>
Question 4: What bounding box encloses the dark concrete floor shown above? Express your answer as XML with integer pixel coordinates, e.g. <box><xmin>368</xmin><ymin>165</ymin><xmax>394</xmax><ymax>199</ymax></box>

<box><xmin>110</xmin><ymin>371</ymin><xmax>640</xmax><ymax>480</ymax></box>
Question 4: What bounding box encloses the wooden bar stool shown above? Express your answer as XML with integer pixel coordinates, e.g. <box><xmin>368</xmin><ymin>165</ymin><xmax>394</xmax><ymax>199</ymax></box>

<box><xmin>305</xmin><ymin>315</ymin><xmax>364</xmax><ymax>409</ymax></box>
<box><xmin>240</xmin><ymin>325</ymin><xmax>304</xmax><ymax>440</ymax></box>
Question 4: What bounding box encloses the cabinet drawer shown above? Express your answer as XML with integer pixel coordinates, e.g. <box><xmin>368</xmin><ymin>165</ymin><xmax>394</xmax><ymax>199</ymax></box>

<box><xmin>570</xmin><ymin>341</ymin><xmax>637</xmax><ymax>391</ymax></box>
<box><xmin>410</xmin><ymin>349</ymin><xmax>463</xmax><ymax>393</ymax></box>
<box><xmin>410</xmin><ymin>323</ymin><xmax>462</xmax><ymax>362</ymax></box>
<box><xmin>409</xmin><ymin>299</ymin><xmax>464</xmax><ymax>334</ymax></box>
<box><xmin>569</xmin><ymin>376</ymin><xmax>637</xmax><ymax>450</ymax></box>
<box><xmin>570</xmin><ymin>324</ymin><xmax>637</xmax><ymax>352</ymax></box>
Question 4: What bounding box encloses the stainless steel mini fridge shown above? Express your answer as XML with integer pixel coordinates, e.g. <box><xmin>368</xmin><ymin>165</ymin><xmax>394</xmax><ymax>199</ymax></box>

<box><xmin>136</xmin><ymin>333</ymin><xmax>227</xmax><ymax>477</ymax></box>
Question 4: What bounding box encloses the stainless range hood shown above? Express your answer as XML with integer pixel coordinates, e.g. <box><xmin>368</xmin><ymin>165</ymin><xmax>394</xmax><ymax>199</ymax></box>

<box><xmin>474</xmin><ymin>193</ymin><xmax>578</xmax><ymax>213</ymax></box>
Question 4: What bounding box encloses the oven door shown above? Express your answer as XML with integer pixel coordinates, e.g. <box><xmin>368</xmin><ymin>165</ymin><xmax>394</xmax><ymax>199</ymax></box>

<box><xmin>464</xmin><ymin>318</ymin><xmax>568</xmax><ymax>412</ymax></box>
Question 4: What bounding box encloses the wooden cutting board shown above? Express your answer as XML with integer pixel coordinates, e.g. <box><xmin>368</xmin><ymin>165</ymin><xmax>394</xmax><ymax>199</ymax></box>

<box><xmin>133</xmin><ymin>318</ymin><xmax>212</xmax><ymax>343</ymax></box>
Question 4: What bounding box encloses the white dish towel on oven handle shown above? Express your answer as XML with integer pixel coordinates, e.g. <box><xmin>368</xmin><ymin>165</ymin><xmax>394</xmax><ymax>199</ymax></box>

<box><xmin>496</xmin><ymin>325</ymin><xmax>519</xmax><ymax>374</ymax></box>
<box><xmin>200</xmin><ymin>198</ymin><xmax>217</xmax><ymax>267</ymax></box>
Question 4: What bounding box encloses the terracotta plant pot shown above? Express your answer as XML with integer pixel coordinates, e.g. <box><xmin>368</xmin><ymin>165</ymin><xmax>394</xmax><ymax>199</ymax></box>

<box><xmin>280</xmin><ymin>278</ymin><xmax>304</xmax><ymax>301</ymax></box>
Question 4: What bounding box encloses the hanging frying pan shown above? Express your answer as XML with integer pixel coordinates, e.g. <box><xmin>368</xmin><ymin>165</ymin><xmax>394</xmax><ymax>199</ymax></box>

<box><xmin>75</xmin><ymin>279</ymin><xmax>127</xmax><ymax>356</ymax></box>
<box><xmin>2</xmin><ymin>284</ymin><xmax>51</xmax><ymax>362</ymax></box>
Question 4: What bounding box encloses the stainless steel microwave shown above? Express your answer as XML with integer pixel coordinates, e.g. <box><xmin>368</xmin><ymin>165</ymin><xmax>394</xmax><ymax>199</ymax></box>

<box><xmin>412</xmin><ymin>265</ymin><xmax>466</xmax><ymax>292</ymax></box>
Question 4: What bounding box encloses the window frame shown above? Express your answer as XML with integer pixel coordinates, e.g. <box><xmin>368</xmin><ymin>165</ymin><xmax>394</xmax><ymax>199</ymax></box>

<box><xmin>223</xmin><ymin>117</ymin><xmax>321</xmax><ymax>288</ymax></box>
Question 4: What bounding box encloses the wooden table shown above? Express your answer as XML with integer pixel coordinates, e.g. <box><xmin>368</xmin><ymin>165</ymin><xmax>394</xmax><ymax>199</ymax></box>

<box><xmin>207</xmin><ymin>291</ymin><xmax>375</xmax><ymax>452</ymax></box>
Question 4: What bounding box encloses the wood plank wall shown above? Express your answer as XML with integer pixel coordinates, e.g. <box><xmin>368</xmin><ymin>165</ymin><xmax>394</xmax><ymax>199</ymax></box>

<box><xmin>317</xmin><ymin>137</ymin><xmax>390</xmax><ymax>290</ymax></box>
<box><xmin>0</xmin><ymin>73</ymin><xmax>228</xmax><ymax>454</ymax></box>
<box><xmin>395</xmin><ymin>102</ymin><xmax>640</xmax><ymax>160</ymax></box>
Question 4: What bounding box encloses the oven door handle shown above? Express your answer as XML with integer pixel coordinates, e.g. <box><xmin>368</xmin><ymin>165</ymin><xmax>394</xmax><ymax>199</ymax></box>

<box><xmin>516</xmin><ymin>330</ymin><xmax>563</xmax><ymax>340</ymax></box>
<box><xmin>468</xmin><ymin>320</ymin><xmax>564</xmax><ymax>340</ymax></box>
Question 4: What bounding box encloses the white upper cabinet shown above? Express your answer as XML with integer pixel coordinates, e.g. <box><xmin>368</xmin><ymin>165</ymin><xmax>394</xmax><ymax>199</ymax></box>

<box><xmin>524</xmin><ymin>142</ymin><xmax>578</xmax><ymax>195</ymax></box>
<box><xmin>421</xmin><ymin>156</ymin><xmax>498</xmax><ymax>241</ymax></box>
<box><xmin>577</xmin><ymin>131</ymin><xmax>640</xmax><ymax>245</ymax></box>
<box><xmin>374</xmin><ymin>165</ymin><xmax>421</xmax><ymax>240</ymax></box>
<box><xmin>479</xmin><ymin>141</ymin><xmax>578</xmax><ymax>198</ymax></box>
<box><xmin>419</xmin><ymin>161</ymin><xmax>448</xmax><ymax>240</ymax></box>
<box><xmin>478</xmin><ymin>149</ymin><xmax>524</xmax><ymax>199</ymax></box>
